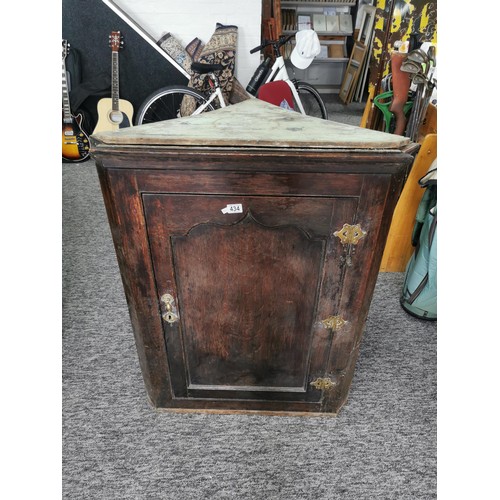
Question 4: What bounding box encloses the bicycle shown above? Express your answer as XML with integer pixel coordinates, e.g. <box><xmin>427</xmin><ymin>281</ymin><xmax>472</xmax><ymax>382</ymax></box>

<box><xmin>248</xmin><ymin>34</ymin><xmax>328</xmax><ymax>120</ymax></box>
<box><xmin>134</xmin><ymin>34</ymin><xmax>328</xmax><ymax>125</ymax></box>
<box><xmin>134</xmin><ymin>61</ymin><xmax>227</xmax><ymax>125</ymax></box>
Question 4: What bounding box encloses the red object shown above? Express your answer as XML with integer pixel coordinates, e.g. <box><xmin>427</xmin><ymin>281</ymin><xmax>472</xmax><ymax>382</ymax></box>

<box><xmin>257</xmin><ymin>81</ymin><xmax>294</xmax><ymax>109</ymax></box>
<box><xmin>390</xmin><ymin>52</ymin><xmax>411</xmax><ymax>135</ymax></box>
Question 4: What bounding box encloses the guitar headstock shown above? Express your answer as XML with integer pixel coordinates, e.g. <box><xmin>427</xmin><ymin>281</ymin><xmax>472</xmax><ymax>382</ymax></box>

<box><xmin>109</xmin><ymin>31</ymin><xmax>124</xmax><ymax>52</ymax></box>
<box><xmin>62</xmin><ymin>39</ymin><xmax>70</xmax><ymax>60</ymax></box>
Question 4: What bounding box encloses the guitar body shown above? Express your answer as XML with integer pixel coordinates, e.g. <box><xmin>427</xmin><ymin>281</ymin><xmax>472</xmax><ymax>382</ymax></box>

<box><xmin>62</xmin><ymin>39</ymin><xmax>91</xmax><ymax>162</ymax></box>
<box><xmin>93</xmin><ymin>98</ymin><xmax>134</xmax><ymax>133</ymax></box>
<box><xmin>62</xmin><ymin>113</ymin><xmax>91</xmax><ymax>162</ymax></box>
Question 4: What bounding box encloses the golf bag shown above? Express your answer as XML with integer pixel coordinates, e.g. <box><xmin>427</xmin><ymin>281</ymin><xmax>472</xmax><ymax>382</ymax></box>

<box><xmin>400</xmin><ymin>160</ymin><xmax>437</xmax><ymax>320</ymax></box>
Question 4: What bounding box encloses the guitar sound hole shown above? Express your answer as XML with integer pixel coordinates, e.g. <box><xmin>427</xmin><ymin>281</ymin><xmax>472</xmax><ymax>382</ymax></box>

<box><xmin>109</xmin><ymin>111</ymin><xmax>124</xmax><ymax>124</ymax></box>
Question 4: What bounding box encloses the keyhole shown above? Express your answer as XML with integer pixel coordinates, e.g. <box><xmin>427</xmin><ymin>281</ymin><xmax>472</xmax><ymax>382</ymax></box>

<box><xmin>163</xmin><ymin>311</ymin><xmax>178</xmax><ymax>324</ymax></box>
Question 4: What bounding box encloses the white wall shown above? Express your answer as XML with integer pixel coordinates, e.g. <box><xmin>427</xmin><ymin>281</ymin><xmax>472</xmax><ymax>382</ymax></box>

<box><xmin>112</xmin><ymin>0</ymin><xmax>262</xmax><ymax>87</ymax></box>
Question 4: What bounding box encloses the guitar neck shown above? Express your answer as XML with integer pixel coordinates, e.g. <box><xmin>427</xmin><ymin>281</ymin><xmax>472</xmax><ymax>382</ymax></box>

<box><xmin>62</xmin><ymin>59</ymin><xmax>73</xmax><ymax>123</ymax></box>
<box><xmin>111</xmin><ymin>52</ymin><xmax>120</xmax><ymax>111</ymax></box>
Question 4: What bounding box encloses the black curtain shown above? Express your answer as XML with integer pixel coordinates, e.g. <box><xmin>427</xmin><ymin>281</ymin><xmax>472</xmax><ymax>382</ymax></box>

<box><xmin>62</xmin><ymin>0</ymin><xmax>188</xmax><ymax>125</ymax></box>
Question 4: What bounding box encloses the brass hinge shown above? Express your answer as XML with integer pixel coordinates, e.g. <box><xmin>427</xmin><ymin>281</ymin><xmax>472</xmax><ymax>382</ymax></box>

<box><xmin>334</xmin><ymin>223</ymin><xmax>367</xmax><ymax>245</ymax></box>
<box><xmin>321</xmin><ymin>315</ymin><xmax>347</xmax><ymax>332</ymax></box>
<box><xmin>310</xmin><ymin>377</ymin><xmax>336</xmax><ymax>391</ymax></box>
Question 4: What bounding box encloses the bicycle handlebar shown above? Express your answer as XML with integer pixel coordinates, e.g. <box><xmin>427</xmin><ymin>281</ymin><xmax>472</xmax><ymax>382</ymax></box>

<box><xmin>249</xmin><ymin>44</ymin><xmax>264</xmax><ymax>54</ymax></box>
<box><xmin>249</xmin><ymin>34</ymin><xmax>295</xmax><ymax>54</ymax></box>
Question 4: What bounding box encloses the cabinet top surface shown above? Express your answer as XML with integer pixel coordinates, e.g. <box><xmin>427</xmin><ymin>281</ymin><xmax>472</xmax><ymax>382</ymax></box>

<box><xmin>91</xmin><ymin>99</ymin><xmax>410</xmax><ymax>151</ymax></box>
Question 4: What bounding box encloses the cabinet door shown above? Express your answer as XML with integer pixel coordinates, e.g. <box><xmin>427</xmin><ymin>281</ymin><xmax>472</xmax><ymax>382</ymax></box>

<box><xmin>143</xmin><ymin>193</ymin><xmax>357</xmax><ymax>410</ymax></box>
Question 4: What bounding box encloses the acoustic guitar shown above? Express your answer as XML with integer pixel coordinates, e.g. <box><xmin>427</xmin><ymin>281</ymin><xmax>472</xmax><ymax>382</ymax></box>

<box><xmin>94</xmin><ymin>31</ymin><xmax>134</xmax><ymax>133</ymax></box>
<box><xmin>62</xmin><ymin>40</ymin><xmax>90</xmax><ymax>162</ymax></box>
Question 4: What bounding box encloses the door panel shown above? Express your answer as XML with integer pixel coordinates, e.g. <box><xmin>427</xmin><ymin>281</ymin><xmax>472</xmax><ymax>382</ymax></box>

<box><xmin>172</xmin><ymin>212</ymin><xmax>323</xmax><ymax>389</ymax></box>
<box><xmin>143</xmin><ymin>194</ymin><xmax>357</xmax><ymax>404</ymax></box>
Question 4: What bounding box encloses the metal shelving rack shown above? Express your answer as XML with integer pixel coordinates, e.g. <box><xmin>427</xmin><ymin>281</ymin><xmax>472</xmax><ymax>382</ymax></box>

<box><xmin>277</xmin><ymin>0</ymin><xmax>358</xmax><ymax>93</ymax></box>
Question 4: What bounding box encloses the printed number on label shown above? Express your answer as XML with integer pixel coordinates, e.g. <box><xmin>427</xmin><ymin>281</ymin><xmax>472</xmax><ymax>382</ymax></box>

<box><xmin>221</xmin><ymin>203</ymin><xmax>243</xmax><ymax>214</ymax></box>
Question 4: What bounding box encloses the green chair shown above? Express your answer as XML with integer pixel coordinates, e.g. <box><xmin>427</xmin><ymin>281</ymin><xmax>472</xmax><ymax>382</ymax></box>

<box><xmin>373</xmin><ymin>90</ymin><xmax>414</xmax><ymax>133</ymax></box>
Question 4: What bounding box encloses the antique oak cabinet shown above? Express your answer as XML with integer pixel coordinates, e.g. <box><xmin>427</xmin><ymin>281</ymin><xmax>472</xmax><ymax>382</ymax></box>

<box><xmin>91</xmin><ymin>100</ymin><xmax>414</xmax><ymax>415</ymax></box>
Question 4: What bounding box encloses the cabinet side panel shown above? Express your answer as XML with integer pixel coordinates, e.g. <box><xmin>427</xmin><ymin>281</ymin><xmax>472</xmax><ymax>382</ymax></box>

<box><xmin>96</xmin><ymin>164</ymin><xmax>173</xmax><ymax>407</ymax></box>
<box><xmin>324</xmin><ymin>169</ymin><xmax>407</xmax><ymax>412</ymax></box>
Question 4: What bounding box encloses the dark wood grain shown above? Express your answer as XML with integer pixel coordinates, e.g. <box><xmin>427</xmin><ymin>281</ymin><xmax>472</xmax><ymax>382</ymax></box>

<box><xmin>96</xmin><ymin>166</ymin><xmax>173</xmax><ymax>406</ymax></box>
<box><xmin>174</xmin><ymin>213</ymin><xmax>323</xmax><ymax>387</ymax></box>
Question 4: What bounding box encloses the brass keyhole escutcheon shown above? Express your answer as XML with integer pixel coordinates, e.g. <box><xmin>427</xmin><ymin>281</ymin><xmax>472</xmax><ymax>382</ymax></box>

<box><xmin>334</xmin><ymin>223</ymin><xmax>367</xmax><ymax>246</ymax></box>
<box><xmin>160</xmin><ymin>293</ymin><xmax>179</xmax><ymax>324</ymax></box>
<box><xmin>163</xmin><ymin>311</ymin><xmax>178</xmax><ymax>324</ymax></box>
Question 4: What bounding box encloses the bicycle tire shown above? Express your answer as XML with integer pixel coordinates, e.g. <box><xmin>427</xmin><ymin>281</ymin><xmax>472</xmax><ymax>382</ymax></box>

<box><xmin>294</xmin><ymin>82</ymin><xmax>328</xmax><ymax>120</ymax></box>
<box><xmin>135</xmin><ymin>85</ymin><xmax>216</xmax><ymax>125</ymax></box>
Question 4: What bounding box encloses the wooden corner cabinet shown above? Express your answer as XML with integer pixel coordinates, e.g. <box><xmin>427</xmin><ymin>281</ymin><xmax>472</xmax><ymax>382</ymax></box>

<box><xmin>91</xmin><ymin>100</ymin><xmax>414</xmax><ymax>416</ymax></box>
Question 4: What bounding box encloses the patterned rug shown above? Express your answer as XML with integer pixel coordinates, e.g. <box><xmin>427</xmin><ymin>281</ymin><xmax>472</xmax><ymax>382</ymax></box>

<box><xmin>181</xmin><ymin>23</ymin><xmax>238</xmax><ymax>115</ymax></box>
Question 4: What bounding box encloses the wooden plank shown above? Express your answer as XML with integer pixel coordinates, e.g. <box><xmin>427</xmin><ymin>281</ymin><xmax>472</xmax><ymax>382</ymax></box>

<box><xmin>157</xmin><ymin>408</ymin><xmax>338</xmax><ymax>417</ymax></box>
<box><xmin>339</xmin><ymin>41</ymin><xmax>367</xmax><ymax>104</ymax></box>
<box><xmin>379</xmin><ymin>133</ymin><xmax>437</xmax><ymax>272</ymax></box>
<box><xmin>262</xmin><ymin>0</ymin><xmax>273</xmax><ymax>18</ymax></box>
<box><xmin>360</xmin><ymin>84</ymin><xmax>375</xmax><ymax>128</ymax></box>
<box><xmin>418</xmin><ymin>103</ymin><xmax>437</xmax><ymax>139</ymax></box>
<box><xmin>273</xmin><ymin>0</ymin><xmax>283</xmax><ymax>36</ymax></box>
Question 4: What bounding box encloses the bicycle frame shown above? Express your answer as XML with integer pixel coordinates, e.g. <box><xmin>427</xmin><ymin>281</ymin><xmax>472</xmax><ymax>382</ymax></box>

<box><xmin>263</xmin><ymin>55</ymin><xmax>306</xmax><ymax>115</ymax></box>
<box><xmin>191</xmin><ymin>52</ymin><xmax>308</xmax><ymax>117</ymax></box>
<box><xmin>192</xmin><ymin>73</ymin><xmax>227</xmax><ymax>116</ymax></box>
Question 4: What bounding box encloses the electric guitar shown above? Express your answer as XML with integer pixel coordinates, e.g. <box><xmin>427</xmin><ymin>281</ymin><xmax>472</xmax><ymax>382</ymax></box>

<box><xmin>62</xmin><ymin>40</ymin><xmax>90</xmax><ymax>162</ymax></box>
<box><xmin>94</xmin><ymin>31</ymin><xmax>134</xmax><ymax>133</ymax></box>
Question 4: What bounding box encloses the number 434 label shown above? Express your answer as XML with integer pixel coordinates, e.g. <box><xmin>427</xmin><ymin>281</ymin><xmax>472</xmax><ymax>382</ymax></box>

<box><xmin>221</xmin><ymin>203</ymin><xmax>243</xmax><ymax>214</ymax></box>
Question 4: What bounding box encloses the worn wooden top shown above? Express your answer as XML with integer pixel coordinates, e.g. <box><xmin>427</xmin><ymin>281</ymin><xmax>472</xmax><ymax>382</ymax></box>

<box><xmin>91</xmin><ymin>98</ymin><xmax>410</xmax><ymax>150</ymax></box>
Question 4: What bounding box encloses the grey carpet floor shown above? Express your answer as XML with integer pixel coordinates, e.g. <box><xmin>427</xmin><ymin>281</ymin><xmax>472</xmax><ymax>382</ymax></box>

<box><xmin>323</xmin><ymin>94</ymin><xmax>366</xmax><ymax>126</ymax></box>
<box><xmin>62</xmin><ymin>161</ymin><xmax>437</xmax><ymax>500</ymax></box>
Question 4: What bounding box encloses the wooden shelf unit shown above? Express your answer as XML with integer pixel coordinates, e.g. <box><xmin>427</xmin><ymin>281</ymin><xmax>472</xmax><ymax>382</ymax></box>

<box><xmin>281</xmin><ymin>1</ymin><xmax>356</xmax><ymax>7</ymax></box>
<box><xmin>274</xmin><ymin>0</ymin><xmax>358</xmax><ymax>93</ymax></box>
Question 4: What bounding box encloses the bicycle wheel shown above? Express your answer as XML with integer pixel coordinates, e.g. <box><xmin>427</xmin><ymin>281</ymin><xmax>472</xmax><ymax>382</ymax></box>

<box><xmin>135</xmin><ymin>85</ymin><xmax>215</xmax><ymax>125</ymax></box>
<box><xmin>294</xmin><ymin>82</ymin><xmax>328</xmax><ymax>120</ymax></box>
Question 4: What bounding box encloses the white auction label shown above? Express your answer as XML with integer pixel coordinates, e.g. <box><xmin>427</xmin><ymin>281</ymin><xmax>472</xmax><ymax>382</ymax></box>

<box><xmin>221</xmin><ymin>203</ymin><xmax>243</xmax><ymax>214</ymax></box>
